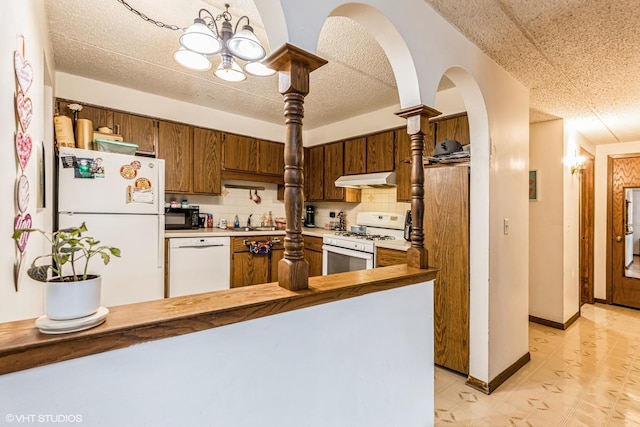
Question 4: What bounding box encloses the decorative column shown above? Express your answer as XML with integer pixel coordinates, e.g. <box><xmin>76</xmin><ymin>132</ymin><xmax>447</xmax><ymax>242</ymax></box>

<box><xmin>264</xmin><ymin>44</ymin><xmax>327</xmax><ymax>290</ymax></box>
<box><xmin>395</xmin><ymin>105</ymin><xmax>441</xmax><ymax>269</ymax></box>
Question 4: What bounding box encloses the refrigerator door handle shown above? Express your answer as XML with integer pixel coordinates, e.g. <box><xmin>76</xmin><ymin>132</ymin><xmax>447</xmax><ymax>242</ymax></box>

<box><xmin>157</xmin><ymin>217</ymin><xmax>164</xmax><ymax>269</ymax></box>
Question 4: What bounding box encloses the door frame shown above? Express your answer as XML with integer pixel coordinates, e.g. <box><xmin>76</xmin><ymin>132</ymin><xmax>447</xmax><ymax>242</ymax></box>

<box><xmin>579</xmin><ymin>148</ymin><xmax>595</xmax><ymax>305</ymax></box>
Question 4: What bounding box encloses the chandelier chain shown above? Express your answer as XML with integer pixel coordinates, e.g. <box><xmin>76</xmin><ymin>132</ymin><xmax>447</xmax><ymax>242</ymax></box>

<box><xmin>116</xmin><ymin>0</ymin><xmax>182</xmax><ymax>31</ymax></box>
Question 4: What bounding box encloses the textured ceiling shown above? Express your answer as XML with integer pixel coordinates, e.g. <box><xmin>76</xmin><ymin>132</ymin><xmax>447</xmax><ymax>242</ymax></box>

<box><xmin>424</xmin><ymin>0</ymin><xmax>640</xmax><ymax>144</ymax></box>
<box><xmin>45</xmin><ymin>0</ymin><xmax>639</xmax><ymax>144</ymax></box>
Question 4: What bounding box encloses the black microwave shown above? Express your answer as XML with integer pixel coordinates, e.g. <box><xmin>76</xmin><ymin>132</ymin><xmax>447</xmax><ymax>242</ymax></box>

<box><xmin>165</xmin><ymin>207</ymin><xmax>200</xmax><ymax>230</ymax></box>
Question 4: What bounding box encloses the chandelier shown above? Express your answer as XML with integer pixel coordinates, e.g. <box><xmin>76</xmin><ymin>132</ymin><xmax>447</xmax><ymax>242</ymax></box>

<box><xmin>118</xmin><ymin>0</ymin><xmax>274</xmax><ymax>82</ymax></box>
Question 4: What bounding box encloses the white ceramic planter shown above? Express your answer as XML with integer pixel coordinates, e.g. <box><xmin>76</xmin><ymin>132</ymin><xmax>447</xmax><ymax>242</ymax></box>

<box><xmin>45</xmin><ymin>275</ymin><xmax>102</xmax><ymax>320</ymax></box>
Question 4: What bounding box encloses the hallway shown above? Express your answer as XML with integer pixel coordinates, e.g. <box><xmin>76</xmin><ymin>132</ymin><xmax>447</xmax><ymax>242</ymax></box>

<box><xmin>435</xmin><ymin>303</ymin><xmax>640</xmax><ymax>426</ymax></box>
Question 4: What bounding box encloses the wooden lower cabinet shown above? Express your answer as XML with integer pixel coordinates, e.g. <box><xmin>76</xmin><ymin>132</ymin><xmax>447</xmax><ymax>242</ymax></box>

<box><xmin>424</xmin><ymin>165</ymin><xmax>470</xmax><ymax>375</ymax></box>
<box><xmin>375</xmin><ymin>247</ymin><xmax>407</xmax><ymax>267</ymax></box>
<box><xmin>303</xmin><ymin>235</ymin><xmax>323</xmax><ymax>277</ymax></box>
<box><xmin>230</xmin><ymin>236</ymin><xmax>284</xmax><ymax>288</ymax></box>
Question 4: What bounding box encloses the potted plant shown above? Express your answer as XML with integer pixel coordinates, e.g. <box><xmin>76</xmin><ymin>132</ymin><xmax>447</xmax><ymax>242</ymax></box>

<box><xmin>12</xmin><ymin>222</ymin><xmax>120</xmax><ymax>320</ymax></box>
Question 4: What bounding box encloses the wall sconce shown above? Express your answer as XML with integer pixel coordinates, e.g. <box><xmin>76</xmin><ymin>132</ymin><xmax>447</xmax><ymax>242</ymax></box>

<box><xmin>571</xmin><ymin>156</ymin><xmax>586</xmax><ymax>175</ymax></box>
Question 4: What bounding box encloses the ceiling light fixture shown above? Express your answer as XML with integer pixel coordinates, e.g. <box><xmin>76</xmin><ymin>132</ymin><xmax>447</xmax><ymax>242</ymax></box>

<box><xmin>117</xmin><ymin>0</ymin><xmax>275</xmax><ymax>82</ymax></box>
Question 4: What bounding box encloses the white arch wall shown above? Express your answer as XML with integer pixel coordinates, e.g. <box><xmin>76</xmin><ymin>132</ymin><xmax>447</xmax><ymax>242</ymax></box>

<box><xmin>268</xmin><ymin>0</ymin><xmax>530</xmax><ymax>385</ymax></box>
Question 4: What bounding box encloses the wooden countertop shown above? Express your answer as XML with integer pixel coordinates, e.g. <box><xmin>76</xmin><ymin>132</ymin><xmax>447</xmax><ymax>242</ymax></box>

<box><xmin>0</xmin><ymin>265</ymin><xmax>437</xmax><ymax>376</ymax></box>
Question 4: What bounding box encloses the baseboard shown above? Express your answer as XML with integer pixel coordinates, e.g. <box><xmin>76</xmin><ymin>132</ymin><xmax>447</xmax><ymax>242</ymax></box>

<box><xmin>466</xmin><ymin>352</ymin><xmax>531</xmax><ymax>395</ymax></box>
<box><xmin>594</xmin><ymin>298</ymin><xmax>608</xmax><ymax>304</ymax></box>
<box><xmin>529</xmin><ymin>311</ymin><xmax>580</xmax><ymax>330</ymax></box>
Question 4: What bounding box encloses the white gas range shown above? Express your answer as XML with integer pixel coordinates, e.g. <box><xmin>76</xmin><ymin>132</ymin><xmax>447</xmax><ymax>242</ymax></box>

<box><xmin>322</xmin><ymin>212</ymin><xmax>407</xmax><ymax>275</ymax></box>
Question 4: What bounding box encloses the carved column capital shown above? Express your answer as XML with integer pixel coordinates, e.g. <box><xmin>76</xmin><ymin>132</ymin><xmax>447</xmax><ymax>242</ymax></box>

<box><xmin>263</xmin><ymin>44</ymin><xmax>327</xmax><ymax>291</ymax></box>
<box><xmin>395</xmin><ymin>105</ymin><xmax>441</xmax><ymax>269</ymax></box>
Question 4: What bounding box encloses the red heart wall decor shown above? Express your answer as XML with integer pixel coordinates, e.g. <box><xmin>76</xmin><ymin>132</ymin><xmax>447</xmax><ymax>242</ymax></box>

<box><xmin>14</xmin><ymin>51</ymin><xmax>34</xmax><ymax>94</ymax></box>
<box><xmin>16</xmin><ymin>89</ymin><xmax>33</xmax><ymax>132</ymax></box>
<box><xmin>15</xmin><ymin>131</ymin><xmax>32</xmax><ymax>170</ymax></box>
<box><xmin>14</xmin><ymin>213</ymin><xmax>32</xmax><ymax>253</ymax></box>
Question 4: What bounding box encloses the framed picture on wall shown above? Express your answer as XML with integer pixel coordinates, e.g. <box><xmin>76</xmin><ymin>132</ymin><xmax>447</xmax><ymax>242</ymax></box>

<box><xmin>529</xmin><ymin>170</ymin><xmax>537</xmax><ymax>200</ymax></box>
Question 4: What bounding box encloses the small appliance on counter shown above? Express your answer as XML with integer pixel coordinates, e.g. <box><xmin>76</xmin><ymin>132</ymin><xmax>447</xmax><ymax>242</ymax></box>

<box><xmin>305</xmin><ymin>205</ymin><xmax>316</xmax><ymax>228</ymax></box>
<box><xmin>165</xmin><ymin>206</ymin><xmax>200</xmax><ymax>230</ymax></box>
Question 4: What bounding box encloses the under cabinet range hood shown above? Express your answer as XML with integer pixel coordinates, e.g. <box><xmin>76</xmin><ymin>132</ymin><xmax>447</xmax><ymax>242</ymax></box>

<box><xmin>334</xmin><ymin>171</ymin><xmax>397</xmax><ymax>188</ymax></box>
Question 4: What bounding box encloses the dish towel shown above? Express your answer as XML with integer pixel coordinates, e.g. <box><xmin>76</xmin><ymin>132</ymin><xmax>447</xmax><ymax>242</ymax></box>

<box><xmin>249</xmin><ymin>240</ymin><xmax>273</xmax><ymax>255</ymax></box>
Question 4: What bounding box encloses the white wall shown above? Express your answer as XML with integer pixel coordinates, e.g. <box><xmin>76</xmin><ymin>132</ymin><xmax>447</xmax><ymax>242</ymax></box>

<box><xmin>0</xmin><ymin>282</ymin><xmax>434</xmax><ymax>427</ymax></box>
<box><xmin>0</xmin><ymin>0</ymin><xmax>56</xmax><ymax>322</ymax></box>
<box><xmin>55</xmin><ymin>73</ymin><xmax>286</xmax><ymax>143</ymax></box>
<box><xmin>529</xmin><ymin>120</ymin><xmax>565</xmax><ymax>322</ymax></box>
<box><xmin>595</xmin><ymin>141</ymin><xmax>640</xmax><ymax>299</ymax></box>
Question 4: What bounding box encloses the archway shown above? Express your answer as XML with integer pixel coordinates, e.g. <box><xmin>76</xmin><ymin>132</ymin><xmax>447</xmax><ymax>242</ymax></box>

<box><xmin>435</xmin><ymin>67</ymin><xmax>491</xmax><ymax>385</ymax></box>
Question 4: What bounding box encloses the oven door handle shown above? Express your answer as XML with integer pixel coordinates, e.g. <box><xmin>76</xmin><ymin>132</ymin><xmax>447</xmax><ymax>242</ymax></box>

<box><xmin>322</xmin><ymin>244</ymin><xmax>374</xmax><ymax>260</ymax></box>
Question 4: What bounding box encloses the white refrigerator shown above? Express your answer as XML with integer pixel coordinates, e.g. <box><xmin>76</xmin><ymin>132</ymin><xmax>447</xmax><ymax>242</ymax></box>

<box><xmin>57</xmin><ymin>147</ymin><xmax>165</xmax><ymax>307</ymax></box>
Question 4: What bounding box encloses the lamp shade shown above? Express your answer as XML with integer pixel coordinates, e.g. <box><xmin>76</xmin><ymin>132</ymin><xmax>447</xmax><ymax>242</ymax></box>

<box><xmin>244</xmin><ymin>61</ymin><xmax>275</xmax><ymax>77</ymax></box>
<box><xmin>214</xmin><ymin>59</ymin><xmax>247</xmax><ymax>82</ymax></box>
<box><xmin>180</xmin><ymin>18</ymin><xmax>222</xmax><ymax>55</ymax></box>
<box><xmin>227</xmin><ymin>24</ymin><xmax>266</xmax><ymax>61</ymax></box>
<box><xmin>174</xmin><ymin>48</ymin><xmax>212</xmax><ymax>71</ymax></box>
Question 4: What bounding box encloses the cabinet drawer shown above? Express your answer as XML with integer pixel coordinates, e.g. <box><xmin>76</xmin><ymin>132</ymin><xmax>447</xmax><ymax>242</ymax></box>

<box><xmin>231</xmin><ymin>235</ymin><xmax>284</xmax><ymax>253</ymax></box>
<box><xmin>303</xmin><ymin>235</ymin><xmax>323</xmax><ymax>252</ymax></box>
<box><xmin>376</xmin><ymin>247</ymin><xmax>407</xmax><ymax>267</ymax></box>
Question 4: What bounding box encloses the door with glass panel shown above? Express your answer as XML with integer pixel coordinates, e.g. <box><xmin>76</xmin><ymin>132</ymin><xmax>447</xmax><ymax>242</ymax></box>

<box><xmin>610</xmin><ymin>154</ymin><xmax>640</xmax><ymax>308</ymax></box>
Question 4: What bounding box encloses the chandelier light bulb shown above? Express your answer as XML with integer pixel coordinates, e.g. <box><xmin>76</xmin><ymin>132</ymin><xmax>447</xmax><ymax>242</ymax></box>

<box><xmin>174</xmin><ymin>48</ymin><xmax>212</xmax><ymax>71</ymax></box>
<box><xmin>214</xmin><ymin>58</ymin><xmax>247</xmax><ymax>82</ymax></box>
<box><xmin>244</xmin><ymin>61</ymin><xmax>275</xmax><ymax>77</ymax></box>
<box><xmin>227</xmin><ymin>24</ymin><xmax>266</xmax><ymax>61</ymax></box>
<box><xmin>179</xmin><ymin>18</ymin><xmax>222</xmax><ymax>55</ymax></box>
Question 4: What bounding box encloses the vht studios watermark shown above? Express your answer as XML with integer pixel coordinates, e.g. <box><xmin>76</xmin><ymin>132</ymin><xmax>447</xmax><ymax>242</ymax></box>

<box><xmin>5</xmin><ymin>414</ymin><xmax>83</xmax><ymax>423</ymax></box>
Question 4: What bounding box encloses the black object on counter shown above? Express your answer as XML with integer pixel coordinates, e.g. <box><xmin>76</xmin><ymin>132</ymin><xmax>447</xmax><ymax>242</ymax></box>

<box><xmin>404</xmin><ymin>210</ymin><xmax>412</xmax><ymax>241</ymax></box>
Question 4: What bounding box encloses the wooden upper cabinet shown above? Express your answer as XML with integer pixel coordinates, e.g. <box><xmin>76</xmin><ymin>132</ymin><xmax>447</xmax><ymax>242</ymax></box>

<box><xmin>366</xmin><ymin>130</ymin><xmax>395</xmax><ymax>173</ymax></box>
<box><xmin>433</xmin><ymin>112</ymin><xmax>470</xmax><ymax>146</ymax></box>
<box><xmin>112</xmin><ymin>112</ymin><xmax>157</xmax><ymax>155</ymax></box>
<box><xmin>257</xmin><ymin>140</ymin><xmax>285</xmax><ymax>176</ymax></box>
<box><xmin>323</xmin><ymin>142</ymin><xmax>345</xmax><ymax>201</ymax></box>
<box><xmin>307</xmin><ymin>146</ymin><xmax>324</xmax><ymax>201</ymax></box>
<box><xmin>222</xmin><ymin>133</ymin><xmax>257</xmax><ymax>173</ymax></box>
<box><xmin>157</xmin><ymin>120</ymin><xmax>193</xmax><ymax>193</ymax></box>
<box><xmin>57</xmin><ymin>100</ymin><xmax>113</xmax><ymax>130</ymax></box>
<box><xmin>343</xmin><ymin>137</ymin><xmax>367</xmax><ymax>175</ymax></box>
<box><xmin>193</xmin><ymin>127</ymin><xmax>222</xmax><ymax>195</ymax></box>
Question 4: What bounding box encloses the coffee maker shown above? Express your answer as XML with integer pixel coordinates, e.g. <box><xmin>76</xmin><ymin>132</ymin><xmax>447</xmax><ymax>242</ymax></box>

<box><xmin>305</xmin><ymin>205</ymin><xmax>316</xmax><ymax>228</ymax></box>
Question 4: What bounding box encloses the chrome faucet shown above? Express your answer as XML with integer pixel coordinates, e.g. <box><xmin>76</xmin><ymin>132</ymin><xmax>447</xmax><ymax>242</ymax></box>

<box><xmin>247</xmin><ymin>214</ymin><xmax>253</xmax><ymax>227</ymax></box>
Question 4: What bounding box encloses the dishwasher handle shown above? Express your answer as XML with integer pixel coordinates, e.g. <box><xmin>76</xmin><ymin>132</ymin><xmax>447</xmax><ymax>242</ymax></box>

<box><xmin>177</xmin><ymin>244</ymin><xmax>226</xmax><ymax>249</ymax></box>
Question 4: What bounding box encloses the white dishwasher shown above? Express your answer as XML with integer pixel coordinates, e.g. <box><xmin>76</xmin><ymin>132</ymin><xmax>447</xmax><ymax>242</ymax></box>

<box><xmin>168</xmin><ymin>237</ymin><xmax>230</xmax><ymax>297</ymax></box>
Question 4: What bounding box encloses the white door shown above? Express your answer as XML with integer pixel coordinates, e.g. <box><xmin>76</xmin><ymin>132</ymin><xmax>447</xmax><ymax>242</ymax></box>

<box><xmin>58</xmin><ymin>147</ymin><xmax>164</xmax><ymax>215</ymax></box>
<box><xmin>58</xmin><ymin>212</ymin><xmax>165</xmax><ymax>307</ymax></box>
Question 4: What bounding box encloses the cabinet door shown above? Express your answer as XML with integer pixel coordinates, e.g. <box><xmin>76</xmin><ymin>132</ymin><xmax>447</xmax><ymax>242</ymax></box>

<box><xmin>395</xmin><ymin>129</ymin><xmax>412</xmax><ymax>202</ymax></box>
<box><xmin>257</xmin><ymin>140</ymin><xmax>285</xmax><ymax>176</ymax></box>
<box><xmin>223</xmin><ymin>133</ymin><xmax>257</xmax><ymax>172</ymax></box>
<box><xmin>303</xmin><ymin>235</ymin><xmax>323</xmax><ymax>277</ymax></box>
<box><xmin>57</xmin><ymin>100</ymin><xmax>112</xmax><ymax>130</ymax></box>
<box><xmin>307</xmin><ymin>146</ymin><xmax>324</xmax><ymax>201</ymax></box>
<box><xmin>158</xmin><ymin>121</ymin><xmax>193</xmax><ymax>193</ymax></box>
<box><xmin>323</xmin><ymin>142</ymin><xmax>344</xmax><ymax>201</ymax></box>
<box><xmin>270</xmin><ymin>249</ymin><xmax>285</xmax><ymax>282</ymax></box>
<box><xmin>343</xmin><ymin>137</ymin><xmax>366</xmax><ymax>175</ymax></box>
<box><xmin>434</xmin><ymin>113</ymin><xmax>470</xmax><ymax>146</ymax></box>
<box><xmin>193</xmin><ymin>127</ymin><xmax>222</xmax><ymax>195</ymax></box>
<box><xmin>231</xmin><ymin>252</ymin><xmax>270</xmax><ymax>287</ymax></box>
<box><xmin>424</xmin><ymin>165</ymin><xmax>469</xmax><ymax>374</ymax></box>
<box><xmin>113</xmin><ymin>112</ymin><xmax>157</xmax><ymax>155</ymax></box>
<box><xmin>367</xmin><ymin>130</ymin><xmax>395</xmax><ymax>173</ymax></box>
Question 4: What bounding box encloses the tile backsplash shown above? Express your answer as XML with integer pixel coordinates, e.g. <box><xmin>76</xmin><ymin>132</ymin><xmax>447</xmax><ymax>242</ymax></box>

<box><xmin>166</xmin><ymin>183</ymin><xmax>409</xmax><ymax>229</ymax></box>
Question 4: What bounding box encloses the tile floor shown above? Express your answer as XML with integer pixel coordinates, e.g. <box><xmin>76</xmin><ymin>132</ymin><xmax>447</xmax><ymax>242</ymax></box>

<box><xmin>434</xmin><ymin>303</ymin><xmax>640</xmax><ymax>426</ymax></box>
